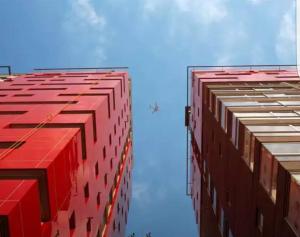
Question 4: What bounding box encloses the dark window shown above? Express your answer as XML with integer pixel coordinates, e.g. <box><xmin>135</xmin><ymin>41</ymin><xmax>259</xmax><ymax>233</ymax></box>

<box><xmin>95</xmin><ymin>162</ymin><xmax>99</xmax><ymax>177</ymax></box>
<box><xmin>86</xmin><ymin>218</ymin><xmax>91</xmax><ymax>232</ymax></box>
<box><xmin>256</xmin><ymin>208</ymin><xmax>264</xmax><ymax>232</ymax></box>
<box><xmin>97</xmin><ymin>192</ymin><xmax>101</xmax><ymax>206</ymax></box>
<box><xmin>69</xmin><ymin>211</ymin><xmax>76</xmax><ymax>230</ymax></box>
<box><xmin>104</xmin><ymin>174</ymin><xmax>108</xmax><ymax>186</ymax></box>
<box><xmin>103</xmin><ymin>146</ymin><xmax>106</xmax><ymax>160</ymax></box>
<box><xmin>84</xmin><ymin>183</ymin><xmax>89</xmax><ymax>198</ymax></box>
<box><xmin>110</xmin><ymin>159</ymin><xmax>113</xmax><ymax>170</ymax></box>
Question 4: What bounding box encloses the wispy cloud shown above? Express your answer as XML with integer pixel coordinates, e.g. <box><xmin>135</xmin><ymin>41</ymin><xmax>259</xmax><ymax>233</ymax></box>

<box><xmin>70</xmin><ymin>0</ymin><xmax>106</xmax><ymax>27</ymax></box>
<box><xmin>142</xmin><ymin>0</ymin><xmax>228</xmax><ymax>25</ymax></box>
<box><xmin>215</xmin><ymin>23</ymin><xmax>248</xmax><ymax>65</ymax></box>
<box><xmin>275</xmin><ymin>3</ymin><xmax>296</xmax><ymax>62</ymax></box>
<box><xmin>248</xmin><ymin>0</ymin><xmax>265</xmax><ymax>5</ymax></box>
<box><xmin>132</xmin><ymin>182</ymin><xmax>151</xmax><ymax>206</ymax></box>
<box><xmin>62</xmin><ymin>0</ymin><xmax>107</xmax><ymax>64</ymax></box>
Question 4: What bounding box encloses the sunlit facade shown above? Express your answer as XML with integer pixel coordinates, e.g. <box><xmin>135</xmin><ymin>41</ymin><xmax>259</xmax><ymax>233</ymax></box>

<box><xmin>189</xmin><ymin>67</ymin><xmax>300</xmax><ymax>237</ymax></box>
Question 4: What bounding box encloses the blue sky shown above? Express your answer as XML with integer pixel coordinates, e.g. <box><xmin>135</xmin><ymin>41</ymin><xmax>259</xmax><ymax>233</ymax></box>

<box><xmin>0</xmin><ymin>0</ymin><xmax>296</xmax><ymax>236</ymax></box>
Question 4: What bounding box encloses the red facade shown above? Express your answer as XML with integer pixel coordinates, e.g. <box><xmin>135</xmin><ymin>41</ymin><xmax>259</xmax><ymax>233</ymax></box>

<box><xmin>0</xmin><ymin>71</ymin><xmax>133</xmax><ymax>237</ymax></box>
<box><xmin>189</xmin><ymin>68</ymin><xmax>300</xmax><ymax>237</ymax></box>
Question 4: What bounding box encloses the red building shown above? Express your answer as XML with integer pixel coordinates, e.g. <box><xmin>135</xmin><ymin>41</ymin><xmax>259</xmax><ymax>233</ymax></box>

<box><xmin>0</xmin><ymin>69</ymin><xmax>133</xmax><ymax>237</ymax></box>
<box><xmin>187</xmin><ymin>66</ymin><xmax>300</xmax><ymax>237</ymax></box>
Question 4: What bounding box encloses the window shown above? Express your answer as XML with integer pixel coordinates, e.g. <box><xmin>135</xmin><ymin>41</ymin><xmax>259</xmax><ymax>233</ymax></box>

<box><xmin>104</xmin><ymin>174</ymin><xmax>108</xmax><ymax>186</ymax></box>
<box><xmin>103</xmin><ymin>146</ymin><xmax>106</xmax><ymax>160</ymax></box>
<box><xmin>219</xmin><ymin>208</ymin><xmax>224</xmax><ymax>236</ymax></box>
<box><xmin>69</xmin><ymin>211</ymin><xmax>76</xmax><ymax>230</ymax></box>
<box><xmin>256</xmin><ymin>209</ymin><xmax>264</xmax><ymax>233</ymax></box>
<box><xmin>243</xmin><ymin>128</ymin><xmax>255</xmax><ymax>171</ymax></box>
<box><xmin>97</xmin><ymin>192</ymin><xmax>101</xmax><ymax>206</ymax></box>
<box><xmin>229</xmin><ymin>229</ymin><xmax>234</xmax><ymax>237</ymax></box>
<box><xmin>95</xmin><ymin>162</ymin><xmax>99</xmax><ymax>177</ymax></box>
<box><xmin>213</xmin><ymin>188</ymin><xmax>217</xmax><ymax>214</ymax></box>
<box><xmin>287</xmin><ymin>174</ymin><xmax>300</xmax><ymax>236</ymax></box>
<box><xmin>207</xmin><ymin>173</ymin><xmax>211</xmax><ymax>196</ymax></box>
<box><xmin>109</xmin><ymin>134</ymin><xmax>112</xmax><ymax>145</ymax></box>
<box><xmin>259</xmin><ymin>146</ymin><xmax>278</xmax><ymax>202</ymax></box>
<box><xmin>86</xmin><ymin>218</ymin><xmax>91</xmax><ymax>232</ymax></box>
<box><xmin>84</xmin><ymin>183</ymin><xmax>89</xmax><ymax>199</ymax></box>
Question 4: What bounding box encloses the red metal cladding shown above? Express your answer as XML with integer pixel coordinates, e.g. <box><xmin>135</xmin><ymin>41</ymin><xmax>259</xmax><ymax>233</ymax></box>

<box><xmin>0</xmin><ymin>71</ymin><xmax>133</xmax><ymax>237</ymax></box>
<box><xmin>106</xmin><ymin>138</ymin><xmax>133</xmax><ymax>237</ymax></box>
<box><xmin>0</xmin><ymin>180</ymin><xmax>41</xmax><ymax>237</ymax></box>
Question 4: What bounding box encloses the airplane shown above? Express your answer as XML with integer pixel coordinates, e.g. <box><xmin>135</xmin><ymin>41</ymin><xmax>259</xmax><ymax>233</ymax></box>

<box><xmin>149</xmin><ymin>102</ymin><xmax>159</xmax><ymax>113</ymax></box>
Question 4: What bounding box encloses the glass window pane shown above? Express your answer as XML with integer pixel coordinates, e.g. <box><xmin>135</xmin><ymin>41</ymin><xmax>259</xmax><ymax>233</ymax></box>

<box><xmin>288</xmin><ymin>175</ymin><xmax>300</xmax><ymax>236</ymax></box>
<box><xmin>260</xmin><ymin>147</ymin><xmax>272</xmax><ymax>195</ymax></box>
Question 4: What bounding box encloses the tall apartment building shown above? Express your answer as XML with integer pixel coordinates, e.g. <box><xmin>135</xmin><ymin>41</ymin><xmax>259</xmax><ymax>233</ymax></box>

<box><xmin>187</xmin><ymin>66</ymin><xmax>300</xmax><ymax>237</ymax></box>
<box><xmin>0</xmin><ymin>69</ymin><xmax>133</xmax><ymax>237</ymax></box>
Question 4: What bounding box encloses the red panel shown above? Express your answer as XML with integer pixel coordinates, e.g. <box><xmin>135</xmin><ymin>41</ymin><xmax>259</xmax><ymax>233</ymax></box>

<box><xmin>0</xmin><ymin>180</ymin><xmax>41</xmax><ymax>237</ymax></box>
